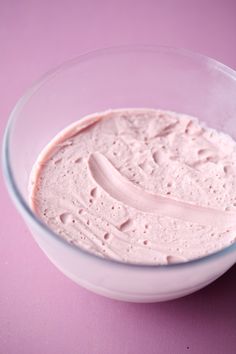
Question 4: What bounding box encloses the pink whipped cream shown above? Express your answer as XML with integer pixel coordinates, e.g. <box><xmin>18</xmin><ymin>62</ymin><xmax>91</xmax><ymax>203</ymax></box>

<box><xmin>29</xmin><ymin>109</ymin><xmax>236</xmax><ymax>264</ymax></box>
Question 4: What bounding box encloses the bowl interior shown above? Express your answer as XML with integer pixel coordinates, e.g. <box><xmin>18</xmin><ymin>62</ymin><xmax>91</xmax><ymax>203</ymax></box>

<box><xmin>3</xmin><ymin>46</ymin><xmax>236</xmax><ymax>272</ymax></box>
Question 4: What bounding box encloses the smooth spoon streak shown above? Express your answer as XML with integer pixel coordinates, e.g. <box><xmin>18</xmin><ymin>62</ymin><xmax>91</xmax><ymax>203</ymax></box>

<box><xmin>88</xmin><ymin>152</ymin><xmax>236</xmax><ymax>228</ymax></box>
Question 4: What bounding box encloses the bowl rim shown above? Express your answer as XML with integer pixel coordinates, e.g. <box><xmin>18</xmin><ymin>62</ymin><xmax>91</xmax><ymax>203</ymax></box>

<box><xmin>2</xmin><ymin>44</ymin><xmax>236</xmax><ymax>270</ymax></box>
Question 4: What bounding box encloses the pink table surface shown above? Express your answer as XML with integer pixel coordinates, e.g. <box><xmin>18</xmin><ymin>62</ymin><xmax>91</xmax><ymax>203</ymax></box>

<box><xmin>1</xmin><ymin>1</ymin><xmax>236</xmax><ymax>353</ymax></box>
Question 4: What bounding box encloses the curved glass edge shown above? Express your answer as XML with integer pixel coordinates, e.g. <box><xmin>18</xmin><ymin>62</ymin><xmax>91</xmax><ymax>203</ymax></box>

<box><xmin>2</xmin><ymin>45</ymin><xmax>236</xmax><ymax>270</ymax></box>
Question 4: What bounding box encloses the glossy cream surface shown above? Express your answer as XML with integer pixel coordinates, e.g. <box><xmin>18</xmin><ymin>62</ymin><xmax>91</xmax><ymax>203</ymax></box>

<box><xmin>30</xmin><ymin>109</ymin><xmax>236</xmax><ymax>264</ymax></box>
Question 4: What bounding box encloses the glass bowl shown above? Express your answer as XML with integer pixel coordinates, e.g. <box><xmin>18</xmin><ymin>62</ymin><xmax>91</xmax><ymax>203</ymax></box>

<box><xmin>2</xmin><ymin>46</ymin><xmax>236</xmax><ymax>302</ymax></box>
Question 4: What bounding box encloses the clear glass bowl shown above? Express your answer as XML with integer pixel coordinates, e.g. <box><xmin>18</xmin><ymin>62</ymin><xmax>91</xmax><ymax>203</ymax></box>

<box><xmin>2</xmin><ymin>46</ymin><xmax>236</xmax><ymax>302</ymax></box>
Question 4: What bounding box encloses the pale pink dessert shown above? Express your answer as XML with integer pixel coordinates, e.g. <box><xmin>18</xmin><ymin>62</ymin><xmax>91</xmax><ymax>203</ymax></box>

<box><xmin>29</xmin><ymin>109</ymin><xmax>236</xmax><ymax>264</ymax></box>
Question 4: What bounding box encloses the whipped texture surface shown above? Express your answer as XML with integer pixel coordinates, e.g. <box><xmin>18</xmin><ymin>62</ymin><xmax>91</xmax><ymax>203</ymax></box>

<box><xmin>30</xmin><ymin>109</ymin><xmax>236</xmax><ymax>264</ymax></box>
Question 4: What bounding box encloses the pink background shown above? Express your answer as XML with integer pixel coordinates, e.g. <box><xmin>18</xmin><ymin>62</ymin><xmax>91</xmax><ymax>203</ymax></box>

<box><xmin>1</xmin><ymin>1</ymin><xmax>236</xmax><ymax>353</ymax></box>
